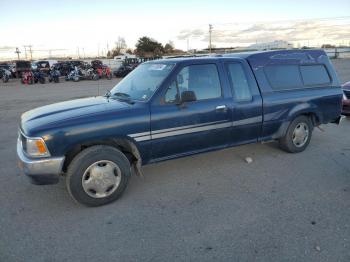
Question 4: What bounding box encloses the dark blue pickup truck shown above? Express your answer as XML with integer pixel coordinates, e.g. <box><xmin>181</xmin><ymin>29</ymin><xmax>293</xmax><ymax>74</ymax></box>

<box><xmin>17</xmin><ymin>50</ymin><xmax>343</xmax><ymax>206</ymax></box>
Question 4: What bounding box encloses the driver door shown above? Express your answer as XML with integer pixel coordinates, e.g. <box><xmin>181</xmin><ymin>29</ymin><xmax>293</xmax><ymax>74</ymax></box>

<box><xmin>150</xmin><ymin>63</ymin><xmax>232</xmax><ymax>161</ymax></box>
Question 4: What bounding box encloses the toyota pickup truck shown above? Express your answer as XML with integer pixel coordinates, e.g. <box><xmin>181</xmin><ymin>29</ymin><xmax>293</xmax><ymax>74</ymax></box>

<box><xmin>17</xmin><ymin>50</ymin><xmax>343</xmax><ymax>206</ymax></box>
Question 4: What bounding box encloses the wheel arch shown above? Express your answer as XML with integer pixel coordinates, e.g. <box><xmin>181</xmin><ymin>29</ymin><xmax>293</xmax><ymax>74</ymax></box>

<box><xmin>62</xmin><ymin>137</ymin><xmax>143</xmax><ymax>176</ymax></box>
<box><xmin>272</xmin><ymin>108</ymin><xmax>320</xmax><ymax>140</ymax></box>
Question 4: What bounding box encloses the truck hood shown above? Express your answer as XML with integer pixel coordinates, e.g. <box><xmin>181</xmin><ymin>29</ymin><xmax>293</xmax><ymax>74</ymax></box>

<box><xmin>21</xmin><ymin>96</ymin><xmax>130</xmax><ymax>135</ymax></box>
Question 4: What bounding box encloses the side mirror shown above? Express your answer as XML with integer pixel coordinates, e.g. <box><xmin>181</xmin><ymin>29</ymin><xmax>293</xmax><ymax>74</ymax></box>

<box><xmin>181</xmin><ymin>90</ymin><xmax>197</xmax><ymax>103</ymax></box>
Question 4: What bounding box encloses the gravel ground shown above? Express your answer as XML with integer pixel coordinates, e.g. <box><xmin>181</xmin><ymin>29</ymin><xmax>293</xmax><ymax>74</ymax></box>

<box><xmin>0</xmin><ymin>59</ymin><xmax>350</xmax><ymax>262</ymax></box>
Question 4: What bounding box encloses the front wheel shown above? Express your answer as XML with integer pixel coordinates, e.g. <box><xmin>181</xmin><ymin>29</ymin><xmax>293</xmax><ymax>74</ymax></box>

<box><xmin>279</xmin><ymin>115</ymin><xmax>313</xmax><ymax>153</ymax></box>
<box><xmin>66</xmin><ymin>145</ymin><xmax>131</xmax><ymax>206</ymax></box>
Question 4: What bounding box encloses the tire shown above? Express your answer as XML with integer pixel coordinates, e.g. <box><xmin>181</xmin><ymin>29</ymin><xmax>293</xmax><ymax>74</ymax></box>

<box><xmin>54</xmin><ymin>77</ymin><xmax>59</xmax><ymax>83</ymax></box>
<box><xmin>73</xmin><ymin>75</ymin><xmax>80</xmax><ymax>82</ymax></box>
<box><xmin>66</xmin><ymin>145</ymin><xmax>131</xmax><ymax>206</ymax></box>
<box><xmin>39</xmin><ymin>77</ymin><xmax>45</xmax><ymax>84</ymax></box>
<box><xmin>279</xmin><ymin>115</ymin><xmax>313</xmax><ymax>153</ymax></box>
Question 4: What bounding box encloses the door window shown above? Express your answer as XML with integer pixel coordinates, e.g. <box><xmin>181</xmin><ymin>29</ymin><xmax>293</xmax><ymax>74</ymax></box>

<box><xmin>164</xmin><ymin>64</ymin><xmax>221</xmax><ymax>103</ymax></box>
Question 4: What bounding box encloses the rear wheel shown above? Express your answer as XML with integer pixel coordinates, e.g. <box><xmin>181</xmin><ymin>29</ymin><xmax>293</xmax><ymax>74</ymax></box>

<box><xmin>66</xmin><ymin>145</ymin><xmax>131</xmax><ymax>206</ymax></box>
<box><xmin>279</xmin><ymin>115</ymin><xmax>313</xmax><ymax>153</ymax></box>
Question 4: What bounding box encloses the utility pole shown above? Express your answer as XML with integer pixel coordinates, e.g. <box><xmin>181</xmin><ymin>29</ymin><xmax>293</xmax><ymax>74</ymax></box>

<box><xmin>23</xmin><ymin>46</ymin><xmax>27</xmax><ymax>59</ymax></box>
<box><xmin>15</xmin><ymin>47</ymin><xmax>21</xmax><ymax>60</ymax></box>
<box><xmin>24</xmin><ymin>45</ymin><xmax>33</xmax><ymax>60</ymax></box>
<box><xmin>29</xmin><ymin>45</ymin><xmax>33</xmax><ymax>61</ymax></box>
<box><xmin>209</xmin><ymin>24</ymin><xmax>213</xmax><ymax>53</ymax></box>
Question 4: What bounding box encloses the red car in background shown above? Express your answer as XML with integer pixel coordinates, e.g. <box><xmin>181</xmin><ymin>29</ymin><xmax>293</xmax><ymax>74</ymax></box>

<box><xmin>342</xmin><ymin>81</ymin><xmax>350</xmax><ymax>116</ymax></box>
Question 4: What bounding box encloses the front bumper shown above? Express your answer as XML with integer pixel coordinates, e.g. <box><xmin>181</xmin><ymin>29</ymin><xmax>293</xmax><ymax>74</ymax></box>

<box><xmin>17</xmin><ymin>139</ymin><xmax>65</xmax><ymax>185</ymax></box>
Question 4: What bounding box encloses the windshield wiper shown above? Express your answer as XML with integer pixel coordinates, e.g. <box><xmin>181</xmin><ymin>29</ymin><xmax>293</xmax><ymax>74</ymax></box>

<box><xmin>110</xmin><ymin>92</ymin><xmax>135</xmax><ymax>104</ymax></box>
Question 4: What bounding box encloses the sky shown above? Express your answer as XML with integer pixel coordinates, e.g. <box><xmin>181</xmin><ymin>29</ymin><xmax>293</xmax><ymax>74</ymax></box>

<box><xmin>0</xmin><ymin>0</ymin><xmax>350</xmax><ymax>59</ymax></box>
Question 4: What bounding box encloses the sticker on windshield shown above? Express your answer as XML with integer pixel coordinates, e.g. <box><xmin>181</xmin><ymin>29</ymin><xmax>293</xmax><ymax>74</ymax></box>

<box><xmin>148</xmin><ymin>64</ymin><xmax>167</xmax><ymax>71</ymax></box>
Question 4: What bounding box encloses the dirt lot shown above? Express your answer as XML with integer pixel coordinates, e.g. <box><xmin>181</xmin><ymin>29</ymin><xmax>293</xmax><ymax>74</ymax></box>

<box><xmin>0</xmin><ymin>59</ymin><xmax>350</xmax><ymax>261</ymax></box>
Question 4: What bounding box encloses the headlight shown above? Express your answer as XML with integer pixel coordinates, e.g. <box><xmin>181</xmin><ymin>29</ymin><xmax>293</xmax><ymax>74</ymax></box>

<box><xmin>26</xmin><ymin>137</ymin><xmax>50</xmax><ymax>157</ymax></box>
<box><xmin>343</xmin><ymin>93</ymin><xmax>348</xmax><ymax>100</ymax></box>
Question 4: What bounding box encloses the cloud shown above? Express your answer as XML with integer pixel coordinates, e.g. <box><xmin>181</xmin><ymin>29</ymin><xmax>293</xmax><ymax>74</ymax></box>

<box><xmin>177</xmin><ymin>19</ymin><xmax>350</xmax><ymax>46</ymax></box>
<box><xmin>0</xmin><ymin>46</ymin><xmax>16</xmax><ymax>51</ymax></box>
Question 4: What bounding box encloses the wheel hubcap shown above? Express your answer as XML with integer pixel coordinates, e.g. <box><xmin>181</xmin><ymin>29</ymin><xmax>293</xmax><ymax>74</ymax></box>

<box><xmin>292</xmin><ymin>122</ymin><xmax>309</xmax><ymax>147</ymax></box>
<box><xmin>82</xmin><ymin>160</ymin><xmax>121</xmax><ymax>198</ymax></box>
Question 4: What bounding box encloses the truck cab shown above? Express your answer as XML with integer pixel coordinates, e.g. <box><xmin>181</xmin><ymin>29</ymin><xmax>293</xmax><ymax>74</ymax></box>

<box><xmin>17</xmin><ymin>50</ymin><xmax>343</xmax><ymax>206</ymax></box>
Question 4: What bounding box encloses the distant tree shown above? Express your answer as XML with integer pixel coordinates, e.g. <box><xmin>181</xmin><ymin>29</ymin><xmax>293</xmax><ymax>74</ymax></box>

<box><xmin>125</xmin><ymin>48</ymin><xmax>134</xmax><ymax>54</ymax></box>
<box><xmin>321</xmin><ymin>44</ymin><xmax>336</xmax><ymax>48</ymax></box>
<box><xmin>164</xmin><ymin>41</ymin><xmax>175</xmax><ymax>54</ymax></box>
<box><xmin>115</xmin><ymin>37</ymin><xmax>127</xmax><ymax>54</ymax></box>
<box><xmin>108</xmin><ymin>37</ymin><xmax>127</xmax><ymax>58</ymax></box>
<box><xmin>135</xmin><ymin>36</ymin><xmax>164</xmax><ymax>57</ymax></box>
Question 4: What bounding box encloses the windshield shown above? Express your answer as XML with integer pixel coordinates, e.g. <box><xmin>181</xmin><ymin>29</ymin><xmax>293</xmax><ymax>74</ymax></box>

<box><xmin>110</xmin><ymin>63</ymin><xmax>175</xmax><ymax>101</ymax></box>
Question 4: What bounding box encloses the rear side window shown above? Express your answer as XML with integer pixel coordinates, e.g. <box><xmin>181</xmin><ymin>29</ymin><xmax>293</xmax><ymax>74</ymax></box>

<box><xmin>265</xmin><ymin>65</ymin><xmax>303</xmax><ymax>90</ymax></box>
<box><xmin>226</xmin><ymin>63</ymin><xmax>252</xmax><ymax>101</ymax></box>
<box><xmin>300</xmin><ymin>65</ymin><xmax>330</xmax><ymax>86</ymax></box>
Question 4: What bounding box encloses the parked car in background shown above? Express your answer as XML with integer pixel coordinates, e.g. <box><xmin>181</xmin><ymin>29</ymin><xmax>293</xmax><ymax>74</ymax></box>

<box><xmin>342</xmin><ymin>81</ymin><xmax>350</xmax><ymax>116</ymax></box>
<box><xmin>52</xmin><ymin>62</ymin><xmax>73</xmax><ymax>76</ymax></box>
<box><xmin>113</xmin><ymin>64</ymin><xmax>133</xmax><ymax>77</ymax></box>
<box><xmin>91</xmin><ymin>59</ymin><xmax>103</xmax><ymax>69</ymax></box>
<box><xmin>33</xmin><ymin>60</ymin><xmax>51</xmax><ymax>75</ymax></box>
<box><xmin>17</xmin><ymin>49</ymin><xmax>342</xmax><ymax>206</ymax></box>
<box><xmin>15</xmin><ymin>60</ymin><xmax>32</xmax><ymax>78</ymax></box>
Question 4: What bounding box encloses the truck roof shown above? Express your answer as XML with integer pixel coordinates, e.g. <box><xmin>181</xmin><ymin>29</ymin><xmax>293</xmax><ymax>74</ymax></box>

<box><xmin>154</xmin><ymin>49</ymin><xmax>328</xmax><ymax>64</ymax></box>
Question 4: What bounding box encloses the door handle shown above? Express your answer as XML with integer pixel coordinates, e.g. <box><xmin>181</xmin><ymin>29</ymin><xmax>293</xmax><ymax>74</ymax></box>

<box><xmin>216</xmin><ymin>105</ymin><xmax>227</xmax><ymax>111</ymax></box>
